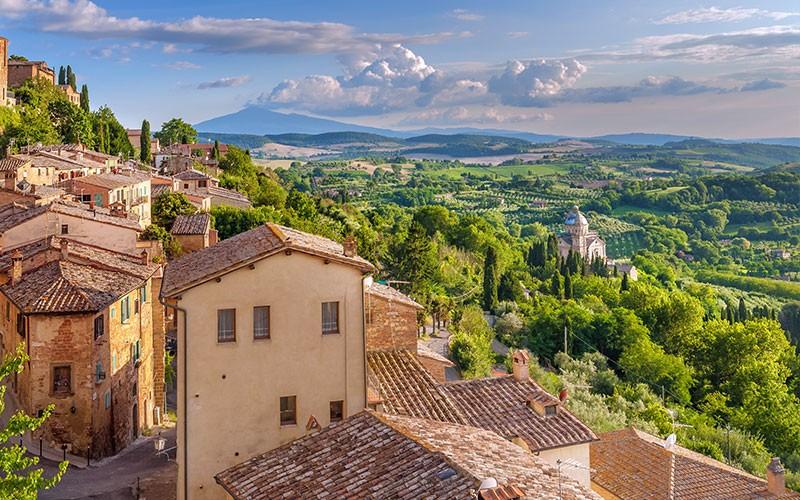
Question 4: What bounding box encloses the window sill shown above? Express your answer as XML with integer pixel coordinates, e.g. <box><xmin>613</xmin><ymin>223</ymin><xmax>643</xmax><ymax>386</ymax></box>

<box><xmin>322</xmin><ymin>331</ymin><xmax>340</xmax><ymax>336</ymax></box>
<box><xmin>50</xmin><ymin>392</ymin><xmax>74</xmax><ymax>398</ymax></box>
<box><xmin>253</xmin><ymin>336</ymin><xmax>271</xmax><ymax>341</ymax></box>
<box><xmin>280</xmin><ymin>422</ymin><xmax>297</xmax><ymax>428</ymax></box>
<box><xmin>216</xmin><ymin>339</ymin><xmax>237</xmax><ymax>344</ymax></box>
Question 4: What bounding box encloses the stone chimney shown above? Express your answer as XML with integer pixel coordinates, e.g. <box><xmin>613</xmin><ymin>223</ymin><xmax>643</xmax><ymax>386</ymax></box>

<box><xmin>343</xmin><ymin>235</ymin><xmax>357</xmax><ymax>258</ymax></box>
<box><xmin>9</xmin><ymin>249</ymin><xmax>23</xmax><ymax>285</ymax></box>
<box><xmin>140</xmin><ymin>249</ymin><xmax>149</xmax><ymax>265</ymax></box>
<box><xmin>60</xmin><ymin>239</ymin><xmax>69</xmax><ymax>260</ymax></box>
<box><xmin>511</xmin><ymin>349</ymin><xmax>530</xmax><ymax>382</ymax></box>
<box><xmin>767</xmin><ymin>457</ymin><xmax>785</xmax><ymax>495</ymax></box>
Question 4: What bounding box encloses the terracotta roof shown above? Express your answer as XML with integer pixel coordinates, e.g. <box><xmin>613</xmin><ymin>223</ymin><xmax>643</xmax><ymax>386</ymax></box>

<box><xmin>1</xmin><ymin>259</ymin><xmax>149</xmax><ymax>314</ymax></box>
<box><xmin>173</xmin><ymin>169</ymin><xmax>215</xmax><ymax>181</ymax></box>
<box><xmin>441</xmin><ymin>376</ymin><xmax>597</xmax><ymax>452</ymax></box>
<box><xmin>161</xmin><ymin>223</ymin><xmax>374</xmax><ymax>297</ymax></box>
<box><xmin>12</xmin><ymin>152</ymin><xmax>85</xmax><ymax>171</ymax></box>
<box><xmin>171</xmin><ymin>213</ymin><xmax>210</xmax><ymax>235</ymax></box>
<box><xmin>67</xmin><ymin>171</ymin><xmax>150</xmax><ymax>190</ymax></box>
<box><xmin>367</xmin><ymin>282</ymin><xmax>423</xmax><ymax>309</ymax></box>
<box><xmin>151</xmin><ymin>184</ymin><xmax>171</xmax><ymax>198</ymax></box>
<box><xmin>0</xmin><ymin>200</ymin><xmax>141</xmax><ymax>234</ymax></box>
<box><xmin>592</xmin><ymin>428</ymin><xmax>800</xmax><ymax>499</ymax></box>
<box><xmin>0</xmin><ymin>157</ymin><xmax>29</xmax><ymax>172</ymax></box>
<box><xmin>417</xmin><ymin>342</ymin><xmax>455</xmax><ymax>366</ymax></box>
<box><xmin>215</xmin><ymin>411</ymin><xmax>598</xmax><ymax>500</ymax></box>
<box><xmin>368</xmin><ymin>350</ymin><xmax>466</xmax><ymax>423</ymax></box>
<box><xmin>206</xmin><ymin>185</ymin><xmax>250</xmax><ymax>204</ymax></box>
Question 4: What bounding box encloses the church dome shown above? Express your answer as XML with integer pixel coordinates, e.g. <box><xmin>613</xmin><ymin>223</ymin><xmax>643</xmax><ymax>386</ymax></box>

<box><xmin>565</xmin><ymin>206</ymin><xmax>588</xmax><ymax>226</ymax></box>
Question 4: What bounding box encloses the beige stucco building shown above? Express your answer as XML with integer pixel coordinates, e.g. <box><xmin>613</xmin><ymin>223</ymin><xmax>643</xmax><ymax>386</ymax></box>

<box><xmin>558</xmin><ymin>205</ymin><xmax>606</xmax><ymax>260</ymax></box>
<box><xmin>0</xmin><ymin>37</ymin><xmax>8</xmax><ymax>106</ymax></box>
<box><xmin>161</xmin><ymin>225</ymin><xmax>373</xmax><ymax>500</ymax></box>
<box><xmin>61</xmin><ymin>171</ymin><xmax>152</xmax><ymax>228</ymax></box>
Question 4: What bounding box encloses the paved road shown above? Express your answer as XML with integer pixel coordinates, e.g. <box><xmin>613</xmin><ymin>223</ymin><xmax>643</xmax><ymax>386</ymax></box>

<box><xmin>39</xmin><ymin>426</ymin><xmax>176</xmax><ymax>500</ymax></box>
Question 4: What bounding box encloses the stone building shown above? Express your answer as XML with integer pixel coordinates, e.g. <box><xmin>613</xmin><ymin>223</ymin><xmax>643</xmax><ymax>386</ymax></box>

<box><xmin>7</xmin><ymin>60</ymin><xmax>55</xmax><ymax>88</ymax></box>
<box><xmin>58</xmin><ymin>84</ymin><xmax>80</xmax><ymax>105</ymax></box>
<box><xmin>0</xmin><ymin>36</ymin><xmax>8</xmax><ymax>106</ymax></box>
<box><xmin>60</xmin><ymin>171</ymin><xmax>152</xmax><ymax>228</ymax></box>
<box><xmin>365</xmin><ymin>281</ymin><xmax>422</xmax><ymax>352</ymax></box>
<box><xmin>170</xmin><ymin>213</ymin><xmax>216</xmax><ymax>254</ymax></box>
<box><xmin>0</xmin><ymin>237</ymin><xmax>162</xmax><ymax>458</ymax></box>
<box><xmin>558</xmin><ymin>205</ymin><xmax>606</xmax><ymax>260</ymax></box>
<box><xmin>172</xmin><ymin>169</ymin><xmax>251</xmax><ymax>209</ymax></box>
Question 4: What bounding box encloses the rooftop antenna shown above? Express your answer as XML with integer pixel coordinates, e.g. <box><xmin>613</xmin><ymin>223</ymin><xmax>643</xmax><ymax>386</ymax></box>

<box><xmin>556</xmin><ymin>458</ymin><xmax>593</xmax><ymax>499</ymax></box>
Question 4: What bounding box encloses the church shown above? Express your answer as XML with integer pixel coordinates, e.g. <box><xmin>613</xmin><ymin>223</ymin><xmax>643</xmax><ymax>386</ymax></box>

<box><xmin>558</xmin><ymin>205</ymin><xmax>606</xmax><ymax>260</ymax></box>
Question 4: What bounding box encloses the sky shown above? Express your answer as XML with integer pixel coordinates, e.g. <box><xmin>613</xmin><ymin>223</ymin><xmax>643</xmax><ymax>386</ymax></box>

<box><xmin>1</xmin><ymin>0</ymin><xmax>798</xmax><ymax>138</ymax></box>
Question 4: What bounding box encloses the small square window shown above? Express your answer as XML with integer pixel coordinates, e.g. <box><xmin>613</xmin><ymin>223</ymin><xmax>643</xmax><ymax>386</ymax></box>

<box><xmin>111</xmin><ymin>352</ymin><xmax>117</xmax><ymax>372</ymax></box>
<box><xmin>544</xmin><ymin>405</ymin><xmax>558</xmax><ymax>417</ymax></box>
<box><xmin>330</xmin><ymin>400</ymin><xmax>344</xmax><ymax>423</ymax></box>
<box><xmin>94</xmin><ymin>315</ymin><xmax>104</xmax><ymax>340</ymax></box>
<box><xmin>280</xmin><ymin>396</ymin><xmax>296</xmax><ymax>426</ymax></box>
<box><xmin>60</xmin><ymin>224</ymin><xmax>69</xmax><ymax>235</ymax></box>
<box><xmin>322</xmin><ymin>302</ymin><xmax>339</xmax><ymax>335</ymax></box>
<box><xmin>217</xmin><ymin>309</ymin><xmax>236</xmax><ymax>343</ymax></box>
<box><xmin>253</xmin><ymin>306</ymin><xmax>270</xmax><ymax>339</ymax></box>
<box><xmin>120</xmin><ymin>296</ymin><xmax>130</xmax><ymax>323</ymax></box>
<box><xmin>52</xmin><ymin>365</ymin><xmax>71</xmax><ymax>395</ymax></box>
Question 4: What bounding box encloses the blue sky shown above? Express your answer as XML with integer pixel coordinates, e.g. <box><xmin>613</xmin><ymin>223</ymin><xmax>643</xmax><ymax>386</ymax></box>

<box><xmin>1</xmin><ymin>0</ymin><xmax>798</xmax><ymax>137</ymax></box>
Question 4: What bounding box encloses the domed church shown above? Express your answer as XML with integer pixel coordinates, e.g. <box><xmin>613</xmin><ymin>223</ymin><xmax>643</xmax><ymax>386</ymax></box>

<box><xmin>557</xmin><ymin>206</ymin><xmax>606</xmax><ymax>260</ymax></box>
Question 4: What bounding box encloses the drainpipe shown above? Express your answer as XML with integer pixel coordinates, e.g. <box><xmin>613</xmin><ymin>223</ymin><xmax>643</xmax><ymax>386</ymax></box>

<box><xmin>160</xmin><ymin>296</ymin><xmax>187</xmax><ymax>500</ymax></box>
<box><xmin>361</xmin><ymin>274</ymin><xmax>369</xmax><ymax>409</ymax></box>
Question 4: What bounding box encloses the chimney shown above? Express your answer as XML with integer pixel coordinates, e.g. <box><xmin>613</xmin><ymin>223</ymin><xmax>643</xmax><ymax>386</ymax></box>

<box><xmin>343</xmin><ymin>235</ymin><xmax>357</xmax><ymax>258</ymax></box>
<box><xmin>511</xmin><ymin>349</ymin><xmax>530</xmax><ymax>382</ymax></box>
<box><xmin>89</xmin><ymin>199</ymin><xmax>94</xmax><ymax>210</ymax></box>
<box><xmin>60</xmin><ymin>239</ymin><xmax>69</xmax><ymax>260</ymax></box>
<box><xmin>767</xmin><ymin>457</ymin><xmax>785</xmax><ymax>495</ymax></box>
<box><xmin>9</xmin><ymin>249</ymin><xmax>22</xmax><ymax>285</ymax></box>
<box><xmin>140</xmin><ymin>249</ymin><xmax>149</xmax><ymax>265</ymax></box>
<box><xmin>30</xmin><ymin>184</ymin><xmax>35</xmax><ymax>195</ymax></box>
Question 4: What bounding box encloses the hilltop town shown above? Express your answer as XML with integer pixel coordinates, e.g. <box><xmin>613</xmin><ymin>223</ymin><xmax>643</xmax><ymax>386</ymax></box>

<box><xmin>2</xmin><ymin>27</ymin><xmax>800</xmax><ymax>500</ymax></box>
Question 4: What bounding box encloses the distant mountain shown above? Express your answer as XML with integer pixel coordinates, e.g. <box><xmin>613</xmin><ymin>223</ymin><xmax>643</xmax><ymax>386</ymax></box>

<box><xmin>194</xmin><ymin>106</ymin><xmax>402</xmax><ymax>137</ymax></box>
<box><xmin>195</xmin><ymin>107</ymin><xmax>800</xmax><ymax>148</ymax></box>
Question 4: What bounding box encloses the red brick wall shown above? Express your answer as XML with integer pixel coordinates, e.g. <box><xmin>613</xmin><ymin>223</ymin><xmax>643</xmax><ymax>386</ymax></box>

<box><xmin>365</xmin><ymin>292</ymin><xmax>418</xmax><ymax>352</ymax></box>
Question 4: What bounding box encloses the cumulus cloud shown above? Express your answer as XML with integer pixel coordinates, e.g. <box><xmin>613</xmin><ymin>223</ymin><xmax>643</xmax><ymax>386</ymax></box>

<box><xmin>197</xmin><ymin>76</ymin><xmax>251</xmax><ymax>89</ymax></box>
<box><xmin>656</xmin><ymin>7</ymin><xmax>800</xmax><ymax>25</ymax></box>
<box><xmin>399</xmin><ymin>106</ymin><xmax>552</xmax><ymax>126</ymax></box>
<box><xmin>0</xmin><ymin>0</ymin><xmax>463</xmax><ymax>55</ymax></box>
<box><xmin>488</xmin><ymin>59</ymin><xmax>587</xmax><ymax>106</ymax></box>
<box><xmin>739</xmin><ymin>78</ymin><xmax>787</xmax><ymax>91</ymax></box>
<box><xmin>450</xmin><ymin>9</ymin><xmax>484</xmax><ymax>22</ymax></box>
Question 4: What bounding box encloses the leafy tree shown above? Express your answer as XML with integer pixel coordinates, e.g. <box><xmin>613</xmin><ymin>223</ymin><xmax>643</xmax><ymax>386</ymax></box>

<box><xmin>395</xmin><ymin>221</ymin><xmax>438</xmax><ymax>298</ymax></box>
<box><xmin>155</xmin><ymin>118</ymin><xmax>197</xmax><ymax>145</ymax></box>
<box><xmin>0</xmin><ymin>344</ymin><xmax>68</xmax><ymax>497</ymax></box>
<box><xmin>140</xmin><ymin>225</ymin><xmax>181</xmax><ymax>259</ymax></box>
<box><xmin>450</xmin><ymin>305</ymin><xmax>495</xmax><ymax>378</ymax></box>
<box><xmin>550</xmin><ymin>271</ymin><xmax>563</xmax><ymax>299</ymax></box>
<box><xmin>211</xmin><ymin>206</ymin><xmax>279</xmax><ymax>240</ymax></box>
<box><xmin>482</xmin><ymin>246</ymin><xmax>499</xmax><ymax>311</ymax></box>
<box><xmin>91</xmin><ymin>106</ymin><xmax>133</xmax><ymax>156</ymax></box>
<box><xmin>152</xmin><ymin>192</ymin><xmax>196</xmax><ymax>228</ymax></box>
<box><xmin>66</xmin><ymin>65</ymin><xmax>76</xmax><ymax>91</ymax></box>
<box><xmin>140</xmin><ymin>119</ymin><xmax>151</xmax><ymax>163</ymax></box>
<box><xmin>57</xmin><ymin>66</ymin><xmax>66</xmax><ymax>86</ymax></box>
<box><xmin>79</xmin><ymin>84</ymin><xmax>90</xmax><ymax>112</ymax></box>
<box><xmin>564</xmin><ymin>271</ymin><xmax>574</xmax><ymax>300</ymax></box>
<box><xmin>212</xmin><ymin>140</ymin><xmax>220</xmax><ymax>161</ymax></box>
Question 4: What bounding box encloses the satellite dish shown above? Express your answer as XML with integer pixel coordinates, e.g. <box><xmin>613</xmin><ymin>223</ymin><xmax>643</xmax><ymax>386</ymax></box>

<box><xmin>664</xmin><ymin>433</ymin><xmax>677</xmax><ymax>449</ymax></box>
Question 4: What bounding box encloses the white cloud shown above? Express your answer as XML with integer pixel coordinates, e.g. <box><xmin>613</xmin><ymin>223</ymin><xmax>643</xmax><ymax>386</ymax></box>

<box><xmin>656</xmin><ymin>7</ymin><xmax>800</xmax><ymax>25</ymax></box>
<box><xmin>0</xmin><ymin>0</ymin><xmax>463</xmax><ymax>55</ymax></box>
<box><xmin>398</xmin><ymin>106</ymin><xmax>552</xmax><ymax>126</ymax></box>
<box><xmin>164</xmin><ymin>60</ymin><xmax>201</xmax><ymax>70</ymax></box>
<box><xmin>739</xmin><ymin>78</ymin><xmax>786</xmax><ymax>91</ymax></box>
<box><xmin>197</xmin><ymin>75</ymin><xmax>251</xmax><ymax>89</ymax></box>
<box><xmin>450</xmin><ymin>9</ymin><xmax>484</xmax><ymax>22</ymax></box>
<box><xmin>507</xmin><ymin>31</ymin><xmax>529</xmax><ymax>38</ymax></box>
<box><xmin>488</xmin><ymin>59</ymin><xmax>587</xmax><ymax>106</ymax></box>
<box><xmin>345</xmin><ymin>44</ymin><xmax>436</xmax><ymax>88</ymax></box>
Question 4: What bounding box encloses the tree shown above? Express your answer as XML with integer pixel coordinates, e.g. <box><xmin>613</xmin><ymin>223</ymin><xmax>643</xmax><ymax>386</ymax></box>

<box><xmin>79</xmin><ymin>84</ymin><xmax>90</xmax><ymax>112</ymax></box>
<box><xmin>564</xmin><ymin>271</ymin><xmax>574</xmax><ymax>299</ymax></box>
<box><xmin>550</xmin><ymin>271</ymin><xmax>563</xmax><ymax>299</ymax></box>
<box><xmin>397</xmin><ymin>221</ymin><xmax>438</xmax><ymax>298</ymax></box>
<box><xmin>738</xmin><ymin>297</ymin><xmax>748</xmax><ymax>323</ymax></box>
<box><xmin>152</xmin><ymin>192</ymin><xmax>196</xmax><ymax>228</ymax></box>
<box><xmin>621</xmin><ymin>272</ymin><xmax>630</xmax><ymax>291</ymax></box>
<box><xmin>155</xmin><ymin>118</ymin><xmax>197</xmax><ymax>145</ymax></box>
<box><xmin>212</xmin><ymin>140</ymin><xmax>221</xmax><ymax>161</ymax></box>
<box><xmin>140</xmin><ymin>119</ymin><xmax>151</xmax><ymax>163</ymax></box>
<box><xmin>91</xmin><ymin>106</ymin><xmax>133</xmax><ymax>157</ymax></box>
<box><xmin>0</xmin><ymin>344</ymin><xmax>68</xmax><ymax>497</ymax></box>
<box><xmin>58</xmin><ymin>66</ymin><xmax>66</xmax><ymax>86</ymax></box>
<box><xmin>66</xmin><ymin>65</ymin><xmax>76</xmax><ymax>91</ymax></box>
<box><xmin>450</xmin><ymin>305</ymin><xmax>495</xmax><ymax>378</ymax></box>
<box><xmin>482</xmin><ymin>246</ymin><xmax>499</xmax><ymax>312</ymax></box>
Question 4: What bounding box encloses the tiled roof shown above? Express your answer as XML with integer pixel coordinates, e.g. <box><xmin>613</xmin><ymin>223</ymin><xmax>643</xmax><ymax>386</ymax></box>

<box><xmin>417</xmin><ymin>342</ymin><xmax>455</xmax><ymax>366</ymax></box>
<box><xmin>67</xmin><ymin>171</ymin><xmax>149</xmax><ymax>189</ymax></box>
<box><xmin>441</xmin><ymin>376</ymin><xmax>598</xmax><ymax>452</ymax></box>
<box><xmin>0</xmin><ymin>200</ymin><xmax>141</xmax><ymax>234</ymax></box>
<box><xmin>171</xmin><ymin>213</ymin><xmax>210</xmax><ymax>235</ymax></box>
<box><xmin>161</xmin><ymin>223</ymin><xmax>374</xmax><ymax>297</ymax></box>
<box><xmin>367</xmin><ymin>281</ymin><xmax>423</xmax><ymax>309</ymax></box>
<box><xmin>592</xmin><ymin>428</ymin><xmax>800</xmax><ymax>499</ymax></box>
<box><xmin>206</xmin><ymin>185</ymin><xmax>250</xmax><ymax>204</ymax></box>
<box><xmin>215</xmin><ymin>411</ymin><xmax>598</xmax><ymax>500</ymax></box>
<box><xmin>173</xmin><ymin>169</ymin><xmax>215</xmax><ymax>181</ymax></box>
<box><xmin>368</xmin><ymin>350</ymin><xmax>466</xmax><ymax>423</ymax></box>
<box><xmin>1</xmin><ymin>259</ymin><xmax>148</xmax><ymax>314</ymax></box>
<box><xmin>151</xmin><ymin>184</ymin><xmax>171</xmax><ymax>198</ymax></box>
<box><xmin>12</xmin><ymin>152</ymin><xmax>85</xmax><ymax>171</ymax></box>
<box><xmin>0</xmin><ymin>157</ymin><xmax>29</xmax><ymax>172</ymax></box>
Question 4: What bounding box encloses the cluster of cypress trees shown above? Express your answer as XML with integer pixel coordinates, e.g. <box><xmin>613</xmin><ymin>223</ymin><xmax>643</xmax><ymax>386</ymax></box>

<box><xmin>57</xmin><ymin>64</ymin><xmax>90</xmax><ymax>112</ymax></box>
<box><xmin>722</xmin><ymin>297</ymin><xmax>777</xmax><ymax>323</ymax></box>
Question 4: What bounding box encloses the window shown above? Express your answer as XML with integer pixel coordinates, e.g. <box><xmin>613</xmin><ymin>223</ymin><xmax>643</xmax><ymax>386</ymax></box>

<box><xmin>111</xmin><ymin>352</ymin><xmax>117</xmax><ymax>372</ymax></box>
<box><xmin>94</xmin><ymin>315</ymin><xmax>104</xmax><ymax>340</ymax></box>
<box><xmin>139</xmin><ymin>286</ymin><xmax>147</xmax><ymax>304</ymax></box>
<box><xmin>183</xmin><ymin>183</ymin><xmax>189</xmax><ymax>189</ymax></box>
<box><xmin>5</xmin><ymin>301</ymin><xmax>9</xmax><ymax>321</ymax></box>
<box><xmin>544</xmin><ymin>405</ymin><xmax>558</xmax><ymax>417</ymax></box>
<box><xmin>60</xmin><ymin>224</ymin><xmax>69</xmax><ymax>235</ymax></box>
<box><xmin>253</xmin><ymin>306</ymin><xmax>270</xmax><ymax>339</ymax></box>
<box><xmin>110</xmin><ymin>307</ymin><xmax>116</xmax><ymax>319</ymax></box>
<box><xmin>330</xmin><ymin>400</ymin><xmax>344</xmax><ymax>423</ymax></box>
<box><xmin>104</xmin><ymin>390</ymin><xmax>111</xmax><ymax>409</ymax></box>
<box><xmin>198</xmin><ymin>180</ymin><xmax>207</xmax><ymax>188</ymax></box>
<box><xmin>95</xmin><ymin>361</ymin><xmax>105</xmax><ymax>382</ymax></box>
<box><xmin>134</xmin><ymin>298</ymin><xmax>140</xmax><ymax>315</ymax></box>
<box><xmin>217</xmin><ymin>309</ymin><xmax>236</xmax><ymax>342</ymax></box>
<box><xmin>120</xmin><ymin>296</ymin><xmax>130</xmax><ymax>323</ymax></box>
<box><xmin>94</xmin><ymin>193</ymin><xmax>103</xmax><ymax>207</ymax></box>
<box><xmin>321</xmin><ymin>302</ymin><xmax>339</xmax><ymax>334</ymax></box>
<box><xmin>80</xmin><ymin>194</ymin><xmax>91</xmax><ymax>203</ymax></box>
<box><xmin>280</xmin><ymin>396</ymin><xmax>296</xmax><ymax>426</ymax></box>
<box><xmin>52</xmin><ymin>365</ymin><xmax>71</xmax><ymax>395</ymax></box>
<box><xmin>16</xmin><ymin>313</ymin><xmax>25</xmax><ymax>336</ymax></box>
<box><xmin>131</xmin><ymin>340</ymin><xmax>141</xmax><ymax>364</ymax></box>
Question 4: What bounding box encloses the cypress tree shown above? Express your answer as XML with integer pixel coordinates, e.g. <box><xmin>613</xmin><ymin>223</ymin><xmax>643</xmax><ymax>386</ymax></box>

<box><xmin>66</xmin><ymin>65</ymin><xmax>75</xmax><ymax>90</ymax></box>
<box><xmin>140</xmin><ymin>119</ymin><xmax>151</xmax><ymax>163</ymax></box>
<box><xmin>550</xmin><ymin>271</ymin><xmax>563</xmax><ymax>299</ymax></box>
<box><xmin>58</xmin><ymin>66</ymin><xmax>66</xmax><ymax>85</ymax></box>
<box><xmin>738</xmin><ymin>297</ymin><xmax>748</xmax><ymax>323</ymax></box>
<box><xmin>79</xmin><ymin>84</ymin><xmax>90</xmax><ymax>112</ymax></box>
<box><xmin>212</xmin><ymin>140</ymin><xmax>221</xmax><ymax>161</ymax></box>
<box><xmin>564</xmin><ymin>271</ymin><xmax>573</xmax><ymax>299</ymax></box>
<box><xmin>621</xmin><ymin>272</ymin><xmax>630</xmax><ymax>291</ymax></box>
<box><xmin>482</xmin><ymin>246</ymin><xmax>499</xmax><ymax>312</ymax></box>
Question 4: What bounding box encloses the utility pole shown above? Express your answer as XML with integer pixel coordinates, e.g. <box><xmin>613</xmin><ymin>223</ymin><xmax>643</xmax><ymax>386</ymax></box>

<box><xmin>563</xmin><ymin>324</ymin><xmax>568</xmax><ymax>355</ymax></box>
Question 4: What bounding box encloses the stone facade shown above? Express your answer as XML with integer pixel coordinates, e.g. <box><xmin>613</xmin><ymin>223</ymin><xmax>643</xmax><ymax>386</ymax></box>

<box><xmin>0</xmin><ymin>37</ymin><xmax>8</xmax><ymax>106</ymax></box>
<box><xmin>558</xmin><ymin>206</ymin><xmax>606</xmax><ymax>260</ymax></box>
<box><xmin>7</xmin><ymin>60</ymin><xmax>55</xmax><ymax>88</ymax></box>
<box><xmin>365</xmin><ymin>285</ymin><xmax>421</xmax><ymax>352</ymax></box>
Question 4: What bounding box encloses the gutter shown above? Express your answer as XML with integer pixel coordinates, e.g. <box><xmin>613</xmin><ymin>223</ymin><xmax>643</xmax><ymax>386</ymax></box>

<box><xmin>159</xmin><ymin>294</ymin><xmax>188</xmax><ymax>500</ymax></box>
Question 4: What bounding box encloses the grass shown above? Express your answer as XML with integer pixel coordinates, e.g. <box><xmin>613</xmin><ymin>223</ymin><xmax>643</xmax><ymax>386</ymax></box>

<box><xmin>419</xmin><ymin>163</ymin><xmax>570</xmax><ymax>180</ymax></box>
<box><xmin>611</xmin><ymin>204</ymin><xmax>671</xmax><ymax>217</ymax></box>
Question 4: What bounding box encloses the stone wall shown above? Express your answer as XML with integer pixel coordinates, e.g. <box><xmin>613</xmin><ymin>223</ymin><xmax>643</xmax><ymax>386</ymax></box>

<box><xmin>365</xmin><ymin>292</ymin><xmax>418</xmax><ymax>352</ymax></box>
<box><xmin>151</xmin><ymin>275</ymin><xmax>167</xmax><ymax>416</ymax></box>
<box><xmin>416</xmin><ymin>354</ymin><xmax>449</xmax><ymax>384</ymax></box>
<box><xmin>174</xmin><ymin>234</ymin><xmax>207</xmax><ymax>254</ymax></box>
